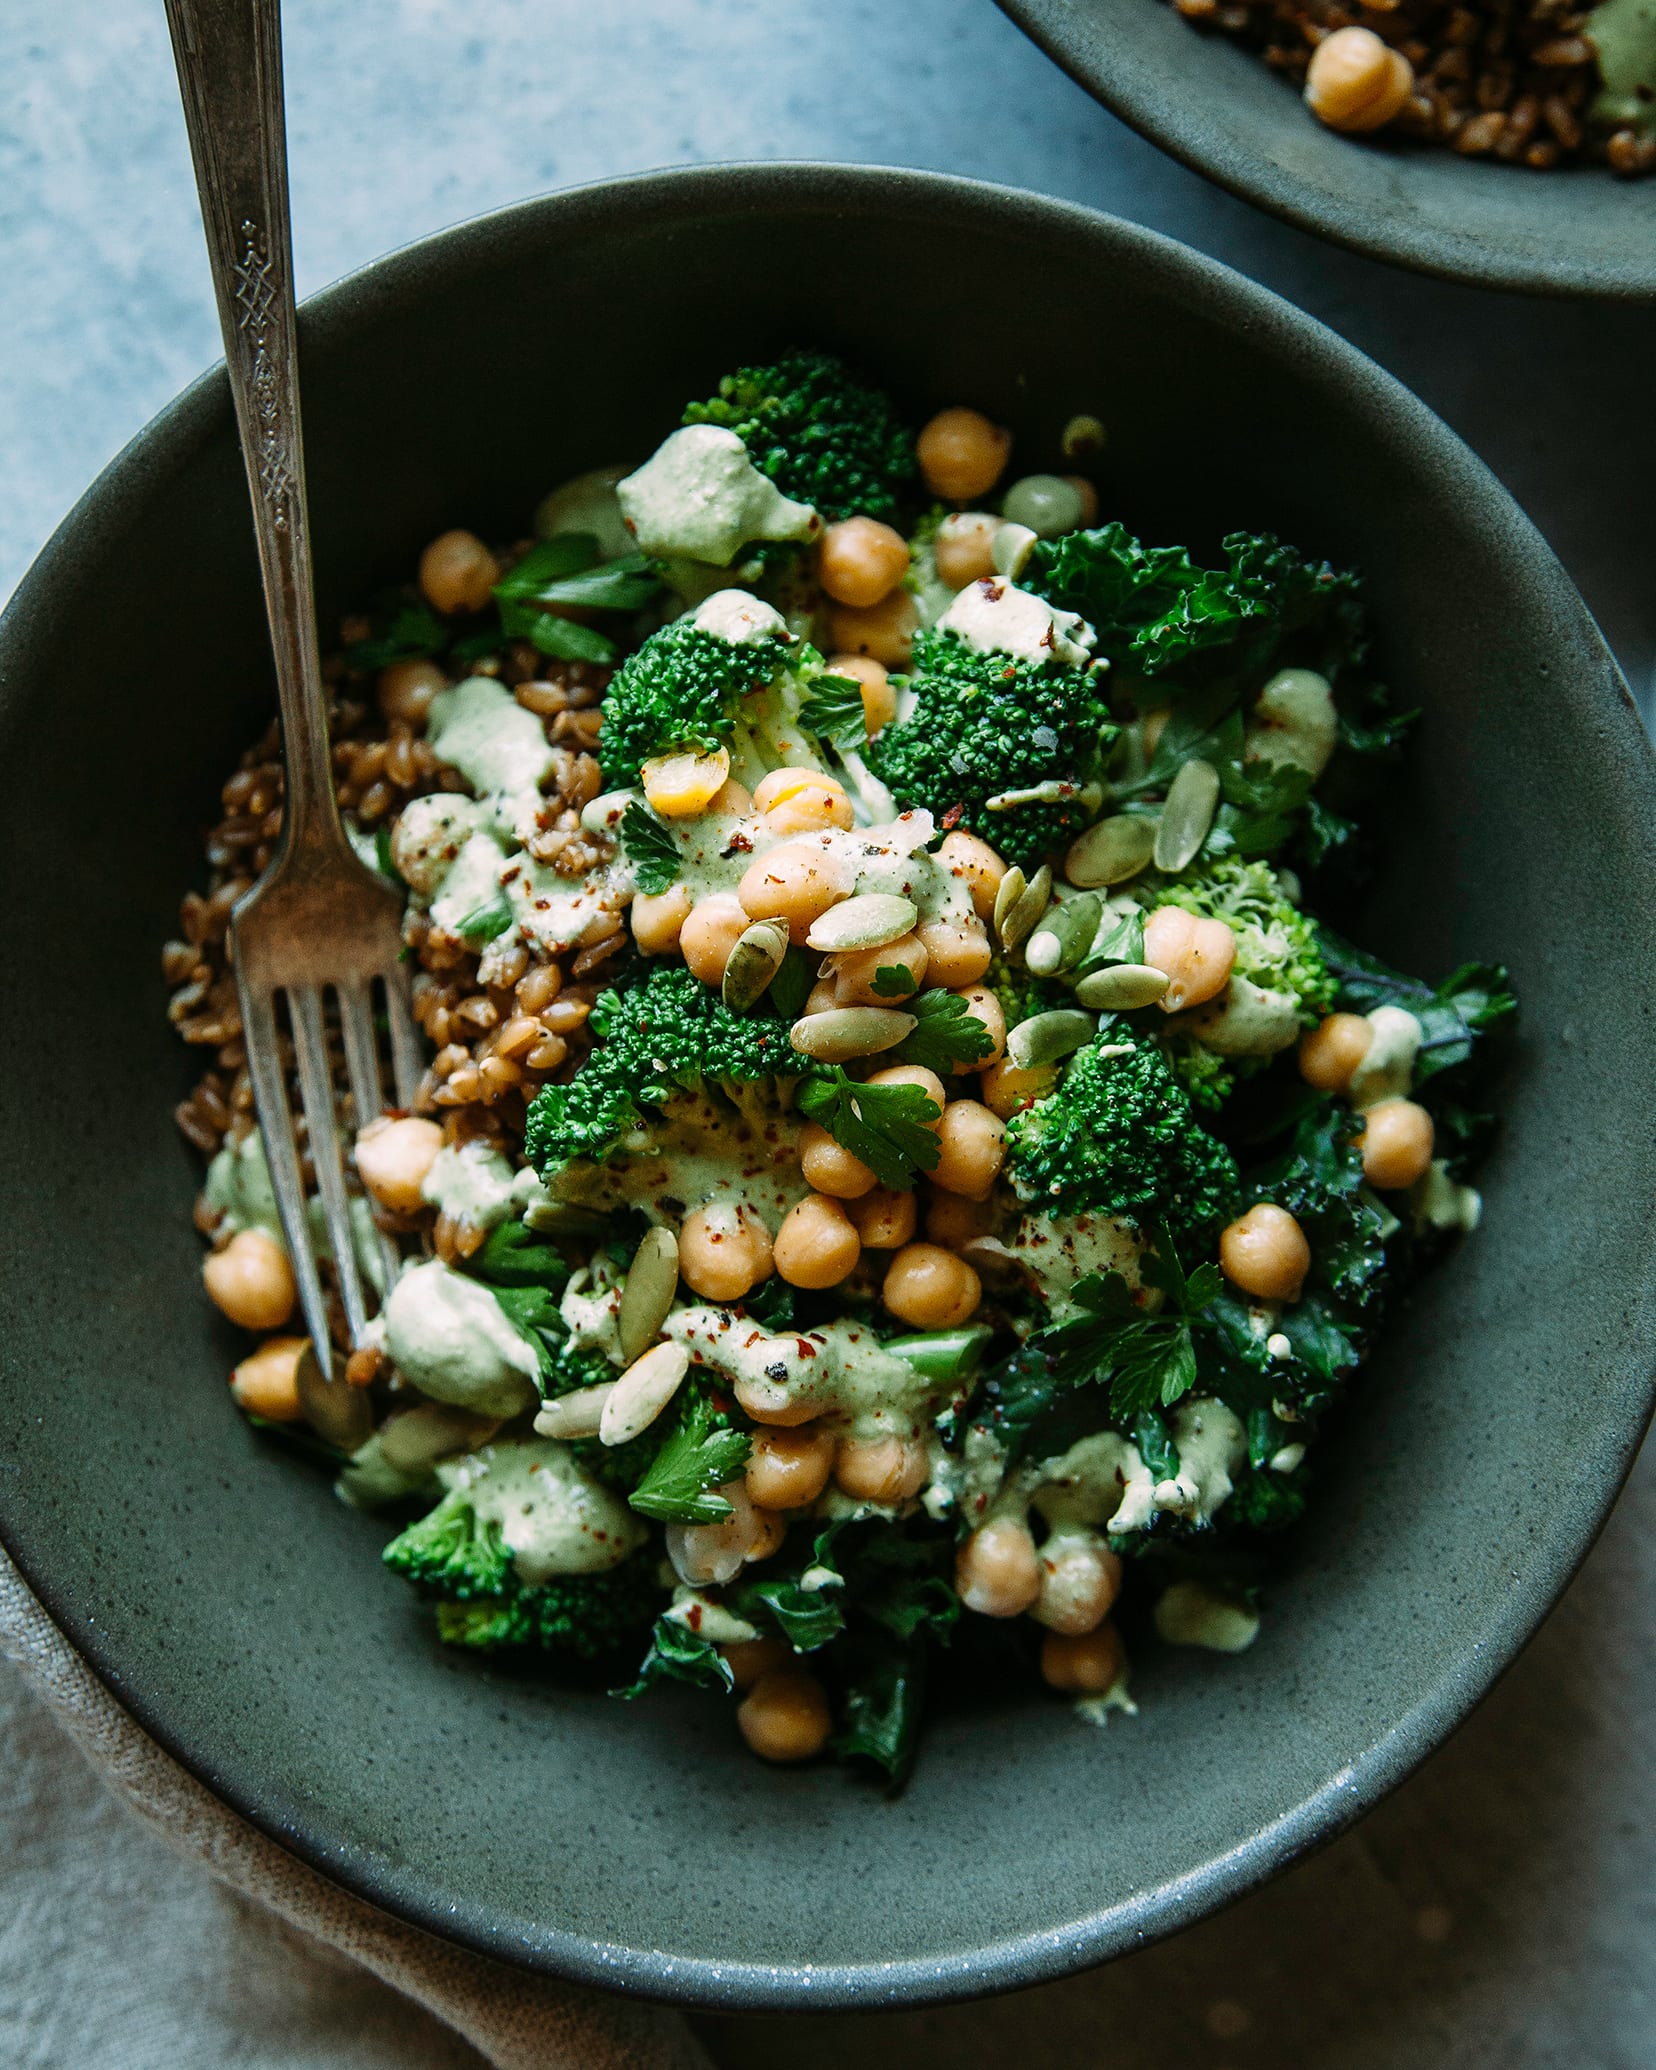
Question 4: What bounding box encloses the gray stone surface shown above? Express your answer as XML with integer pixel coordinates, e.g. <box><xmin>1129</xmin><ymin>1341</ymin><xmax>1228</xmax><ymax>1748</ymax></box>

<box><xmin>2</xmin><ymin>1</ymin><xmax>1652</xmax><ymax>2063</ymax></box>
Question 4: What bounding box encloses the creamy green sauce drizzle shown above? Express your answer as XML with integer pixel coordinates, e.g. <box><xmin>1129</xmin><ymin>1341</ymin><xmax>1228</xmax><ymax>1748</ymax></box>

<box><xmin>438</xmin><ymin>1438</ymin><xmax>645</xmax><ymax>1582</ymax></box>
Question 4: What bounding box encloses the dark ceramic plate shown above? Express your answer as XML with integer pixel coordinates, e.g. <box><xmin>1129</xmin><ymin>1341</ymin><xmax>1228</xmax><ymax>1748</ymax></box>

<box><xmin>2</xmin><ymin>164</ymin><xmax>1654</xmax><ymax>2011</ymax></box>
<box><xmin>999</xmin><ymin>0</ymin><xmax>1656</xmax><ymax>298</ymax></box>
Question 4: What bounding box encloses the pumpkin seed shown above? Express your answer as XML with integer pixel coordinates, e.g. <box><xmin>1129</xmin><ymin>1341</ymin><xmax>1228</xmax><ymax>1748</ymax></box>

<box><xmin>1007</xmin><ymin>1008</ymin><xmax>1097</xmax><ymax>1071</ymax></box>
<box><xmin>790</xmin><ymin>1005</ymin><xmax>916</xmax><ymax>1062</ymax></box>
<box><xmin>534</xmin><ymin>1382</ymin><xmax>611</xmax><ymax>1440</ymax></box>
<box><xmin>1074</xmin><ymin>962</ymin><xmax>1171</xmax><ymax>1011</ymax></box>
<box><xmin>997</xmin><ymin>863</ymin><xmax>1053</xmax><ymax>954</ymax></box>
<box><xmin>601</xmin><ymin>1340</ymin><xmax>691</xmax><ymax>1446</ymax></box>
<box><xmin>1024</xmin><ymin>891</ymin><xmax>1104</xmax><ymax>976</ymax></box>
<box><xmin>618</xmin><ymin>1225</ymin><xmax>680</xmax><ymax>1364</ymax></box>
<box><xmin>1065</xmin><ymin>814</ymin><xmax>1156</xmax><ymax>888</ymax></box>
<box><xmin>992</xmin><ymin>865</ymin><xmax>1028</xmax><ymax>936</ymax></box>
<box><xmin>991</xmin><ymin>520</ymin><xmax>1039</xmax><ymax>579</ymax></box>
<box><xmin>806</xmin><ymin>893</ymin><xmax>918</xmax><ymax>953</ymax></box>
<box><xmin>1153</xmin><ymin>759</ymin><xmax>1221</xmax><ymax>874</ymax></box>
<box><xmin>379</xmin><ymin>1402</ymin><xmax>499</xmax><ymax>1473</ymax></box>
<box><xmin>295</xmin><ymin>1344</ymin><xmax>374</xmax><ymax>1452</ymax></box>
<box><xmin>721</xmin><ymin>919</ymin><xmax>789</xmax><ymax>1011</ymax></box>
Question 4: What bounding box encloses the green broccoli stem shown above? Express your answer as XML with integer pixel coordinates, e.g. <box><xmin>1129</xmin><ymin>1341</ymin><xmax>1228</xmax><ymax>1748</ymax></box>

<box><xmin>884</xmin><ymin>1326</ymin><xmax>996</xmax><ymax>1384</ymax></box>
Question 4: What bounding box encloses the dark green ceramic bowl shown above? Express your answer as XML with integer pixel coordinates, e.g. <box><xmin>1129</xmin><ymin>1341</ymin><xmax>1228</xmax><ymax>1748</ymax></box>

<box><xmin>1000</xmin><ymin>0</ymin><xmax>1656</xmax><ymax>298</ymax></box>
<box><xmin>1</xmin><ymin>165</ymin><xmax>1653</xmax><ymax>2011</ymax></box>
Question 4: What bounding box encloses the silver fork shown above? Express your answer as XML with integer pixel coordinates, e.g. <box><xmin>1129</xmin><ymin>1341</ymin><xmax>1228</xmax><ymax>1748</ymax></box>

<box><xmin>165</xmin><ymin>0</ymin><xmax>422</xmax><ymax>1375</ymax></box>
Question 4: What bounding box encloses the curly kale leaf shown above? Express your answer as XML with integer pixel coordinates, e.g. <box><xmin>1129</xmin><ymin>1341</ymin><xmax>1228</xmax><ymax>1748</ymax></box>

<box><xmin>1028</xmin><ymin>524</ymin><xmax>1366</xmax><ymax>695</ymax></box>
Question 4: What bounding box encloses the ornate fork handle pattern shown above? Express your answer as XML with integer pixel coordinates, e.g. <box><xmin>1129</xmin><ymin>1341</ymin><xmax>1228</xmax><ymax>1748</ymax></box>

<box><xmin>163</xmin><ymin>0</ymin><xmax>344</xmax><ymax>861</ymax></box>
<box><xmin>231</xmin><ymin>218</ymin><xmax>297</xmax><ymax>529</ymax></box>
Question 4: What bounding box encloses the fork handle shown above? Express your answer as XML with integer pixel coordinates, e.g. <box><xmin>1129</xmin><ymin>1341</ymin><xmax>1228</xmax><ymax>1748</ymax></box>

<box><xmin>164</xmin><ymin>0</ymin><xmax>345</xmax><ymax>865</ymax></box>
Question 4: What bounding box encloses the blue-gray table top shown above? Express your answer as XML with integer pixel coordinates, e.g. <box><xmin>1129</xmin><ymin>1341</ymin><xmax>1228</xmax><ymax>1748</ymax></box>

<box><xmin>4</xmin><ymin>3</ymin><xmax>1651</xmax><ymax>2062</ymax></box>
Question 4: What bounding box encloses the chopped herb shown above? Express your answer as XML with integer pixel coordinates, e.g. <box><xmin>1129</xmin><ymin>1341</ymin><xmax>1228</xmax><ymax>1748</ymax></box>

<box><xmin>467</xmin><ymin>1216</ymin><xmax>567</xmax><ymax>1289</ymax></box>
<box><xmin>894</xmin><ymin>988</ymin><xmax>996</xmax><ymax>1074</ymax></box>
<box><xmin>871</xmin><ymin>963</ymin><xmax>917</xmax><ymax>999</ymax></box>
<box><xmin>797</xmin><ymin>1067</ymin><xmax>942</xmax><ymax>1191</ymax></box>
<box><xmin>799</xmin><ymin>671</ymin><xmax>870</xmax><ymax>748</ymax></box>
<box><xmin>344</xmin><ymin>597</ymin><xmax>449</xmax><ymax>672</ymax></box>
<box><xmin>497</xmin><ymin>599</ymin><xmax>617</xmax><ymax>665</ymax></box>
<box><xmin>619</xmin><ymin>802</ymin><xmax>681</xmax><ymax>896</ymax></box>
<box><xmin>833</xmin><ymin>1628</ymin><xmax>928</xmax><ymax>1785</ymax></box>
<box><xmin>455</xmin><ymin>895</ymin><xmax>513</xmax><ymax>946</ymax></box>
<box><xmin>628</xmin><ymin>1392</ymin><xmax>753</xmax><ymax>1524</ymax></box>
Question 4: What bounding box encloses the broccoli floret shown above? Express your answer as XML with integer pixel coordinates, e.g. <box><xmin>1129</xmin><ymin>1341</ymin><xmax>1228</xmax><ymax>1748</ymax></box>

<box><xmin>598</xmin><ymin>615</ymin><xmax>787</xmax><ymax>789</ymax></box>
<box><xmin>524</xmin><ymin>966</ymin><xmax>807</xmax><ymax>1173</ymax></box>
<box><xmin>597</xmin><ymin>611</ymin><xmax>876</xmax><ymax>805</ymax></box>
<box><xmin>434</xmin><ymin>1559</ymin><xmax>664</xmax><ymax>1658</ymax></box>
<box><xmin>382</xmin><ymin>1482</ymin><xmax>515</xmax><ymax>1599</ymax></box>
<box><xmin>1165</xmin><ymin>1039</ymin><xmax>1236</xmax><ymax>1114</ymax></box>
<box><xmin>1145</xmin><ymin>858</ymin><xmax>1334</xmax><ymax>1022</ymax></box>
<box><xmin>1004</xmin><ymin>1033</ymin><xmax>1239</xmax><ymax>1246</ymax></box>
<box><xmin>384</xmin><ymin>1439</ymin><xmax>661</xmax><ymax>1658</ymax></box>
<box><xmin>868</xmin><ymin>628</ymin><xmax>1115</xmax><ymax>869</ymax></box>
<box><xmin>683</xmin><ymin>348</ymin><xmax>915</xmax><ymax>525</ymax></box>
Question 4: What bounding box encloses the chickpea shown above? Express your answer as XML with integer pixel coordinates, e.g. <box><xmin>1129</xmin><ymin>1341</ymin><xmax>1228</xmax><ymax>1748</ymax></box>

<box><xmin>1063</xmin><ymin>475</ymin><xmax>1100</xmax><ymax>526</ymax></box>
<box><xmin>1141</xmin><ymin>708</ymin><xmax>1170</xmax><ymax>758</ymax></box>
<box><xmin>831</xmin><ymin>932</ymin><xmax>930</xmax><ymax>1004</ymax></box>
<box><xmin>378</xmin><ymin>657</ymin><xmax>446</xmax><ymax>728</ymax></box>
<box><xmin>708</xmin><ymin>776</ymin><xmax>753</xmax><ymax>817</ymax></box>
<box><xmin>1040</xmin><ymin>1621</ymin><xmax>1127</xmax><ymax>1694</ymax></box>
<box><xmin>937</xmin><ymin>830</ymin><xmax>1008</xmax><ymax>925</ymax></box>
<box><xmin>746</xmin><ymin>1423</ymin><xmax>837</xmax><ymax>1510</ymax></box>
<box><xmin>882</xmin><ymin>1241</ymin><xmax>982</xmax><ymax>1328</ymax></box>
<box><xmin>737</xmin><ymin>1667</ymin><xmax>832</xmax><ymax>1763</ymax></box>
<box><xmin>826</xmin><ymin>587</ymin><xmax>918</xmax><ymax>670</ymax></box>
<box><xmin>773</xmin><ymin>1192</ymin><xmax>862</xmax><ymax>1289</ymax></box>
<box><xmin>979</xmin><ymin>1056</ymin><xmax>1057</xmax><ymax>1119</ymax></box>
<box><xmin>1359</xmin><ymin>1098</ymin><xmax>1435</xmax><ymax>1190</ymax></box>
<box><xmin>1142</xmin><ymin>904</ymin><xmax>1237</xmax><ymax>1013</ymax></box>
<box><xmin>933</xmin><ymin>511</ymin><xmax>1000</xmax><ymax>590</ymax></box>
<box><xmin>748</xmin><ymin>1507</ymin><xmax>788</xmax><ymax>1564</ymax></box>
<box><xmin>642</xmin><ymin>745</ymin><xmax>731</xmax><ymax>820</ymax></box>
<box><xmin>915</xmin><ymin>915</ymin><xmax>991</xmax><ymax>990</ymax></box>
<box><xmin>229</xmin><ymin>1335</ymin><xmax>307</xmax><ymax>1421</ymax></box>
<box><xmin>680</xmin><ymin>892</ymin><xmax>751</xmax><ymax>985</ymax></box>
<box><xmin>632</xmin><ymin>882</ymin><xmax>693</xmax><ymax>956</ymax></box>
<box><xmin>818</xmin><ymin>516</ymin><xmax>910</xmax><ymax>608</ymax></box>
<box><xmin>732</xmin><ymin>1371</ymin><xmax>822</xmax><ymax>1428</ymax></box>
<box><xmin>418</xmin><ymin>528</ymin><xmax>499</xmax><ymax>616</ymax></box>
<box><xmin>835</xmin><ymin>1434</ymin><xmax>929</xmax><ymax>1505</ymax></box>
<box><xmin>669</xmin><ymin>1482</ymin><xmax>765</xmax><ymax>1586</ymax></box>
<box><xmin>917</xmin><ymin>407</ymin><xmax>1013</xmax><ymax>503</ymax></box>
<box><xmin>737</xmin><ymin>842</ymin><xmax>851</xmax><ymax>945</ymax></box>
<box><xmin>1220</xmin><ymin>1203</ymin><xmax>1312</xmax><ymax>1303</ymax></box>
<box><xmin>826</xmin><ymin>652</ymin><xmax>896</xmax><ymax>736</ymax></box>
<box><xmin>803</xmin><ymin>975</ymin><xmax>843</xmax><ymax>1016</ymax></box>
<box><xmin>355</xmin><ymin>1114</ymin><xmax>444</xmax><ymax>1214</ymax></box>
<box><xmin>800</xmin><ymin>1121</ymin><xmax>878</xmax><ymax>1199</ymax></box>
<box><xmin>1034</xmin><ymin>1535</ymin><xmax>1123</xmax><ymax>1635</ymax></box>
<box><xmin>948</xmin><ymin>984</ymin><xmax>1007</xmax><ymax>1074</ymax></box>
<box><xmin>202</xmin><ymin>1227</ymin><xmax>297</xmax><ymax>1331</ymax></box>
<box><xmin>721</xmin><ymin>1636</ymin><xmax>787</xmax><ymax>1690</ymax></box>
<box><xmin>955</xmin><ymin>1517</ymin><xmax>1041</xmax><ymax>1617</ymax></box>
<box><xmin>926</xmin><ymin>1188</ymin><xmax>997</xmax><ymax>1250</ymax></box>
<box><xmin>849</xmin><ymin>1185</ymin><xmax>918</xmax><ymax>1250</ymax></box>
<box><xmin>752</xmin><ymin>767</ymin><xmax>855</xmax><ymax>836</ymax></box>
<box><xmin>930</xmin><ymin>1099</ymin><xmax>1006</xmax><ymax>1202</ymax></box>
<box><xmin>678</xmin><ymin>1201</ymin><xmax>774</xmax><ymax>1302</ymax></box>
<box><xmin>1305</xmin><ymin>25</ymin><xmax>1414</xmax><ymax>133</ymax></box>
<box><xmin>1001</xmin><ymin>474</ymin><xmax>1088</xmax><ymax>539</ymax></box>
<box><xmin>1299</xmin><ymin>1011</ymin><xmax>1373</xmax><ymax>1093</ymax></box>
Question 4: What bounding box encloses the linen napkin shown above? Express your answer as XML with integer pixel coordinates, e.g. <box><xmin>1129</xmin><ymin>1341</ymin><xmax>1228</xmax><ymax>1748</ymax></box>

<box><xmin>0</xmin><ymin>1548</ymin><xmax>709</xmax><ymax>2070</ymax></box>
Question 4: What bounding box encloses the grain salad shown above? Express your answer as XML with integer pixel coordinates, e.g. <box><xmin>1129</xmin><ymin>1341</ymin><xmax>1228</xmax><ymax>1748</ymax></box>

<box><xmin>168</xmin><ymin>348</ymin><xmax>1515</xmax><ymax>1780</ymax></box>
<box><xmin>1169</xmin><ymin>0</ymin><xmax>1656</xmax><ymax>173</ymax></box>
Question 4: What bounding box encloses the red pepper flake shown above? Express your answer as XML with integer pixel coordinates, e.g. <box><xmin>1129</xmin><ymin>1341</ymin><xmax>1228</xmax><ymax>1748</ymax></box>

<box><xmin>940</xmin><ymin>803</ymin><xmax>965</xmax><ymax>831</ymax></box>
<box><xmin>687</xmin><ymin>1604</ymin><xmax>703</xmax><ymax>1631</ymax></box>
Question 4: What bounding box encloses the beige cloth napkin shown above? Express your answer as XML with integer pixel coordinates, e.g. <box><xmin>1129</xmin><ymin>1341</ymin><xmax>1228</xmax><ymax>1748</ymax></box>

<box><xmin>0</xmin><ymin>1548</ymin><xmax>709</xmax><ymax>2070</ymax></box>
